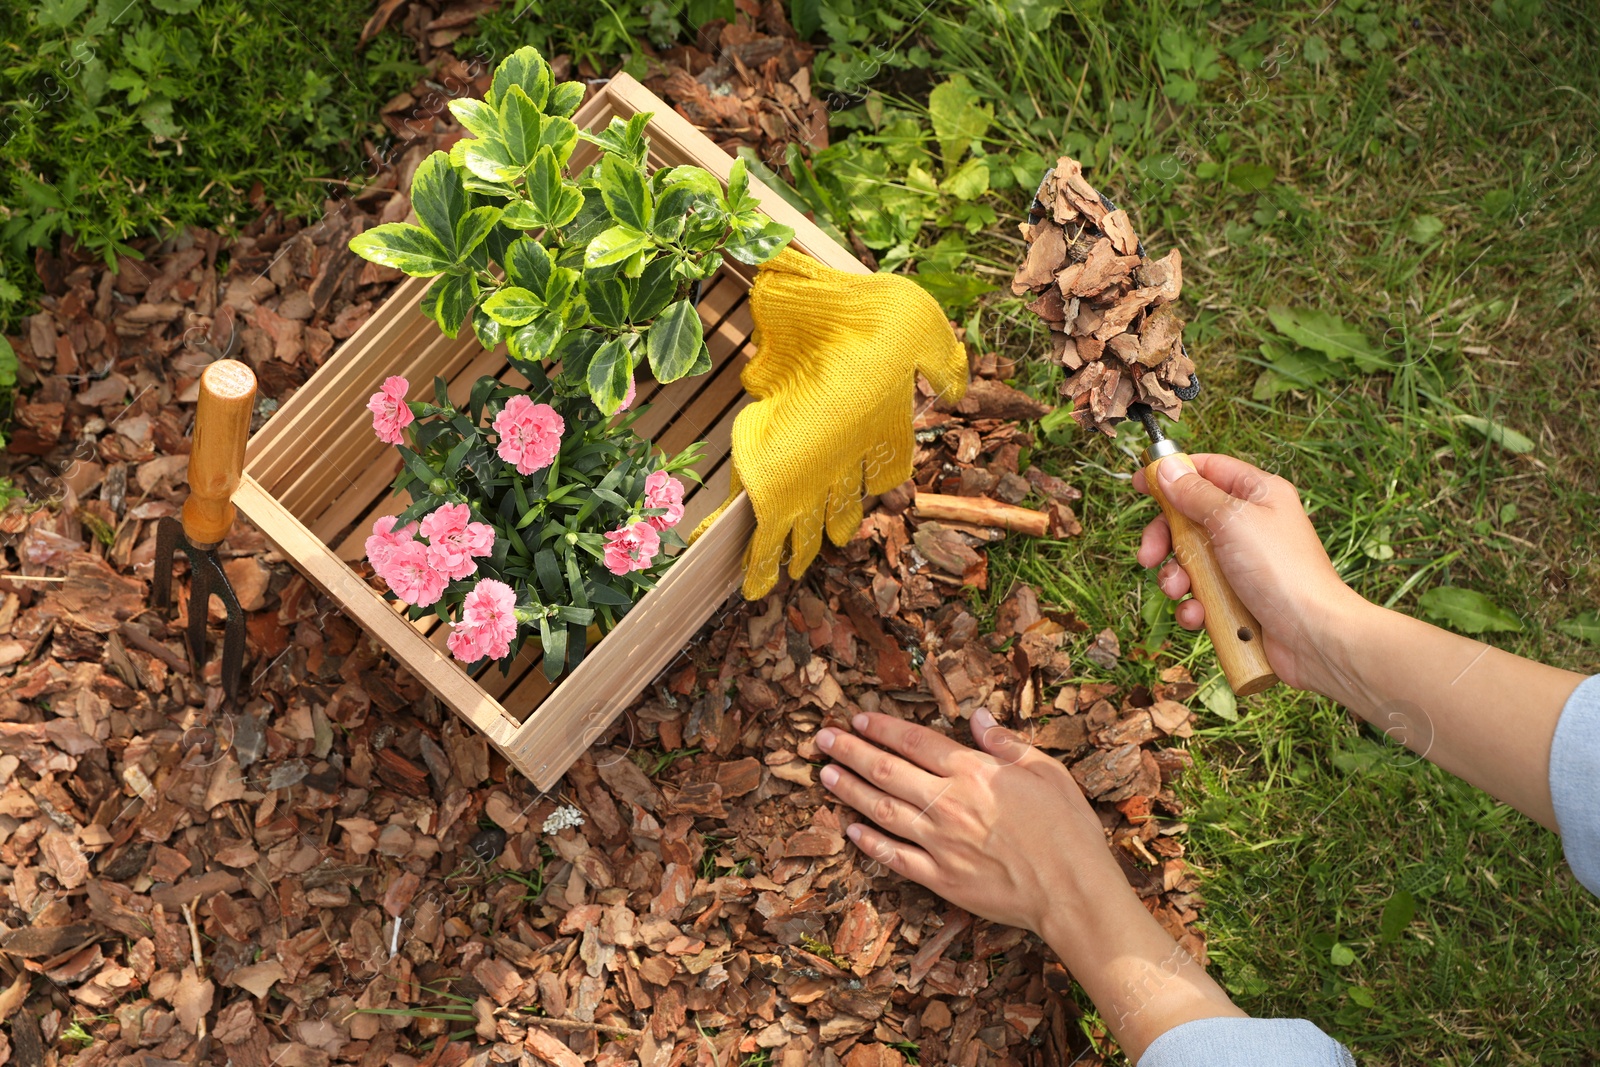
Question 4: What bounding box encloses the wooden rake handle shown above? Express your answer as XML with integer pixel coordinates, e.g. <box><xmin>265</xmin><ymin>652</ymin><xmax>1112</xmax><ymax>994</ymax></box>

<box><xmin>1143</xmin><ymin>450</ymin><xmax>1279</xmax><ymax>697</ymax></box>
<box><xmin>181</xmin><ymin>360</ymin><xmax>257</xmax><ymax>548</ymax></box>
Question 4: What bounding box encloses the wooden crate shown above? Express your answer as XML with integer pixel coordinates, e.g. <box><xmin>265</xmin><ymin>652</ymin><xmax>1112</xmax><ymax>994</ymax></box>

<box><xmin>235</xmin><ymin>75</ymin><xmax>867</xmax><ymax>789</ymax></box>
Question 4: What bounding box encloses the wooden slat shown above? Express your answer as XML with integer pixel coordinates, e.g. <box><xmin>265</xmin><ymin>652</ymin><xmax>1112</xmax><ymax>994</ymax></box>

<box><xmin>275</xmin><ymin>328</ymin><xmax>482</xmax><ymax>518</ymax></box>
<box><xmin>245</xmin><ymin>275</ymin><xmax>435</xmax><ymax>487</ymax></box>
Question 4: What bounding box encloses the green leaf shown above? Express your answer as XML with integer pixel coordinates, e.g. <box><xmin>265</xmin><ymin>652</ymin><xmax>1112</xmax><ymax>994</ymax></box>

<box><xmin>1198</xmin><ymin>673</ymin><xmax>1238</xmax><ymax>722</ymax></box>
<box><xmin>398</xmin><ymin>446</ymin><xmax>436</xmax><ymax>486</ymax></box>
<box><xmin>725</xmin><ymin>156</ymin><xmax>754</xmax><ymax>212</ymax></box>
<box><xmin>724</xmin><ymin>217</ymin><xmax>794</xmax><ymax>265</ymax></box>
<box><xmin>38</xmin><ymin>0</ymin><xmax>88</xmax><ymax>27</ymax></box>
<box><xmin>471</xmin><ymin>307</ymin><xmax>504</xmax><ymax>350</ymax></box>
<box><xmin>540</xmin><ymin>617</ymin><xmax>568</xmax><ymax>681</ymax></box>
<box><xmin>0</xmin><ymin>337</ymin><xmax>18</xmax><ymax>389</ymax></box>
<box><xmin>455</xmin><ymin>206</ymin><xmax>501</xmax><ymax>260</ymax></box>
<box><xmin>508</xmin><ymin>151</ymin><xmax>583</xmax><ymax>231</ymax></box>
<box><xmin>587</xmin><ymin>276</ymin><xmax>630</xmax><ymax>329</ymax></box>
<box><xmin>490</xmin><ymin>46</ymin><xmax>552</xmax><ymax>111</ymax></box>
<box><xmin>508</xmin><ymin>316</ymin><xmax>563</xmax><ymax>365</ymax></box>
<box><xmin>537</xmin><ymin>115</ymin><xmax>580</xmax><ymax>167</ymax></box>
<box><xmin>464</xmin><ymin>139</ymin><xmax>524</xmax><ymax>184</ymax></box>
<box><xmin>1303</xmin><ymin>35</ymin><xmax>1331</xmax><ymax>64</ymax></box>
<box><xmin>349</xmin><ymin>224</ymin><xmax>453</xmax><ymax>276</ymax></box>
<box><xmin>1227</xmin><ymin>163</ymin><xmax>1276</xmax><ymax>191</ymax></box>
<box><xmin>552</xmin><ymin>329</ymin><xmax>605</xmax><ymax>381</ymax></box>
<box><xmin>1266</xmin><ymin>306</ymin><xmax>1386</xmax><ymax>371</ymax></box>
<box><xmin>586</xmin><ymin>225</ymin><xmax>651</xmax><ymax>268</ymax></box>
<box><xmin>927</xmin><ymin>74</ymin><xmax>993</xmax><ymax>171</ymax></box>
<box><xmin>534</xmin><ymin>551</ymin><xmax>564</xmax><ymax>601</ymax></box>
<box><xmin>1453</xmin><ymin>414</ymin><xmax>1535</xmax><ymax>454</ymax></box>
<box><xmin>579</xmin><ymin>114</ymin><xmax>651</xmax><ymax>165</ymax></box>
<box><xmin>462</xmin><ymin>175</ymin><xmax>518</xmax><ymax>199</ymax></box>
<box><xmin>645</xmin><ymin>299</ymin><xmax>705</xmax><ymax>383</ymax></box>
<box><xmin>790</xmin><ymin>0</ymin><xmax>821</xmax><ymax>37</ymax></box>
<box><xmin>482</xmin><ymin>286</ymin><xmax>544</xmax><ymax>327</ymax></box>
<box><xmin>505</xmin><ymin>237</ymin><xmax>553</xmax><ymax>293</ymax></box>
<box><xmin>939</xmin><ymin>157</ymin><xmax>990</xmax><ymax>200</ymax></box>
<box><xmin>1329</xmin><ymin>943</ymin><xmax>1356</xmax><ymax>968</ymax></box>
<box><xmin>499</xmin><ymin>84</ymin><xmax>544</xmax><ymax>168</ymax></box>
<box><xmin>1251</xmin><ymin>341</ymin><xmax>1341</xmax><ymax>399</ymax></box>
<box><xmin>599</xmin><ymin>153</ymin><xmax>654</xmax><ymax>231</ymax></box>
<box><xmin>410</xmin><ymin>152</ymin><xmax>467</xmax><ymax>257</ymax></box>
<box><xmin>545</xmin><ymin>266</ymin><xmax>580</xmax><ymax>310</ymax></box>
<box><xmin>912</xmin><ymin>268</ymin><xmax>995</xmax><ymax>314</ymax></box>
<box><xmin>1557</xmin><ymin>612</ymin><xmax>1600</xmax><ymax>645</ymax></box>
<box><xmin>447</xmin><ymin>98</ymin><xmax>502</xmax><ymax>141</ymax></box>
<box><xmin>1378</xmin><ymin>889</ymin><xmax>1416</xmax><ymax>943</ymax></box>
<box><xmin>525</xmin><ymin>144</ymin><xmax>562</xmax><ymax>212</ymax></box>
<box><xmin>547</xmin><ymin>80</ymin><xmax>585</xmax><ymax>118</ymax></box>
<box><xmin>1418</xmin><ymin>586</ymin><xmax>1524</xmax><ymax>634</ymax></box>
<box><xmin>420</xmin><ymin>272</ymin><xmax>477</xmax><ymax>338</ymax></box>
<box><xmin>1409</xmin><ymin>214</ymin><xmax>1446</xmax><ymax>244</ymax></box>
<box><xmin>630</xmin><ymin>258</ymin><xmax>678</xmax><ymax>322</ymax></box>
<box><xmin>587</xmin><ymin>337</ymin><xmax>632</xmax><ymax>415</ymax></box>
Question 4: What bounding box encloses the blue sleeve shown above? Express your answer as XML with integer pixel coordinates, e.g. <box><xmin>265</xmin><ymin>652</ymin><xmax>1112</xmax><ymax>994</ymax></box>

<box><xmin>1550</xmin><ymin>673</ymin><xmax>1600</xmax><ymax>896</ymax></box>
<box><xmin>1138</xmin><ymin>675</ymin><xmax>1600</xmax><ymax>1067</ymax></box>
<box><xmin>1138</xmin><ymin>1018</ymin><xmax>1355</xmax><ymax>1067</ymax></box>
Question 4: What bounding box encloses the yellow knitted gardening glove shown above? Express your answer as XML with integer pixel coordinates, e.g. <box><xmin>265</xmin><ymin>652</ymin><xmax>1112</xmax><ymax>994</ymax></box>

<box><xmin>693</xmin><ymin>247</ymin><xmax>968</xmax><ymax>598</ymax></box>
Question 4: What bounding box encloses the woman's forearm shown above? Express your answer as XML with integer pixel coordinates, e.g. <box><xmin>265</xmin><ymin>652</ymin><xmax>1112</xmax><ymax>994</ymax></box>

<box><xmin>1303</xmin><ymin>594</ymin><xmax>1585</xmax><ymax>830</ymax></box>
<box><xmin>1036</xmin><ymin>862</ymin><xmax>1245</xmax><ymax>1061</ymax></box>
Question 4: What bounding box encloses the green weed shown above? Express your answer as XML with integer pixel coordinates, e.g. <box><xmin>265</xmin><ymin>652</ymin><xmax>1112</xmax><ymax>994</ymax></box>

<box><xmin>0</xmin><ymin>1</ymin><xmax>422</xmax><ymax>324</ymax></box>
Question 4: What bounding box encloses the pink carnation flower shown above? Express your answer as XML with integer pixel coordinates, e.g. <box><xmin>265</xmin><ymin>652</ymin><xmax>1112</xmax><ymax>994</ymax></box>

<box><xmin>364</xmin><ymin>514</ymin><xmax>418</xmax><ymax>577</ymax></box>
<box><xmin>382</xmin><ymin>540</ymin><xmax>446</xmax><ymax>607</ymax></box>
<box><xmin>493</xmin><ymin>395</ymin><xmax>564</xmax><ymax>476</ymax></box>
<box><xmin>367</xmin><ymin>376</ymin><xmax>413</xmax><ymax>445</ymax></box>
<box><xmin>447</xmin><ymin>622</ymin><xmax>489</xmax><ymax>663</ymax></box>
<box><xmin>447</xmin><ymin>578</ymin><xmax>518</xmax><ymax>663</ymax></box>
<box><xmin>603</xmin><ymin>520</ymin><xmax>661</xmax><ymax>576</ymax></box>
<box><xmin>642</xmin><ymin>470</ymin><xmax>685</xmax><ymax>530</ymax></box>
<box><xmin>420</xmin><ymin>503</ymin><xmax>497</xmax><ymax>581</ymax></box>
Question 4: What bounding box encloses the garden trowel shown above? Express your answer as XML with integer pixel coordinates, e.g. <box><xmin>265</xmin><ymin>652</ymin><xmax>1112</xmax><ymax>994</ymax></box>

<box><xmin>1022</xmin><ymin>167</ymin><xmax>1278</xmax><ymax>696</ymax></box>
<box><xmin>152</xmin><ymin>359</ymin><xmax>258</xmax><ymax>704</ymax></box>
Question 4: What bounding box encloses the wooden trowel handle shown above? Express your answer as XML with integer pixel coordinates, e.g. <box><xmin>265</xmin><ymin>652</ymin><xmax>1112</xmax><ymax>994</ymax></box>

<box><xmin>182</xmin><ymin>360</ymin><xmax>257</xmax><ymax>548</ymax></box>
<box><xmin>1143</xmin><ymin>451</ymin><xmax>1279</xmax><ymax>697</ymax></box>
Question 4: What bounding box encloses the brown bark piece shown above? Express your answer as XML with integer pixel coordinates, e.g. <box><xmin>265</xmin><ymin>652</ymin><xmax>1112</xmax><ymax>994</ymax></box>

<box><xmin>1012</xmin><ymin>221</ymin><xmax>1067</xmax><ymax>294</ymax></box>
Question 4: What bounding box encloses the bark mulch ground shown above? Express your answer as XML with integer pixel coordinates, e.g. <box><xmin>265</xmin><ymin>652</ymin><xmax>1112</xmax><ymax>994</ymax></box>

<box><xmin>1</xmin><ymin>25</ymin><xmax>1212</xmax><ymax>1067</ymax></box>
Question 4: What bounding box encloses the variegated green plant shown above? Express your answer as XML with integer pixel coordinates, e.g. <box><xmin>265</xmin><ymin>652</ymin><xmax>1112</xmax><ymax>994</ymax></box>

<box><xmin>349</xmin><ymin>45</ymin><xmax>793</xmax><ymax>415</ymax></box>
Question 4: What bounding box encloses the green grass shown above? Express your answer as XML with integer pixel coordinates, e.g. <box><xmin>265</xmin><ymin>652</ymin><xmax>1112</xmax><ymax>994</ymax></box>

<box><xmin>790</xmin><ymin>0</ymin><xmax>1600</xmax><ymax>1060</ymax></box>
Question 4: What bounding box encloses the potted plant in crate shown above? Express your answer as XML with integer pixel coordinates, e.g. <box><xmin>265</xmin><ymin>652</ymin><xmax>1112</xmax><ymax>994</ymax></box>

<box><xmin>346</xmin><ymin>45</ymin><xmax>793</xmax><ymax>682</ymax></box>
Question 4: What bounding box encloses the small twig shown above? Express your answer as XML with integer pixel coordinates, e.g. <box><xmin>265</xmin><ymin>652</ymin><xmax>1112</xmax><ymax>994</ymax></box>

<box><xmin>182</xmin><ymin>898</ymin><xmax>205</xmax><ymax>971</ymax></box>
<box><xmin>181</xmin><ymin>897</ymin><xmax>209</xmax><ymax>1041</ymax></box>
<box><xmin>524</xmin><ymin>1016</ymin><xmax>642</xmax><ymax>1037</ymax></box>
<box><xmin>0</xmin><ymin>574</ymin><xmax>67</xmax><ymax>582</ymax></box>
